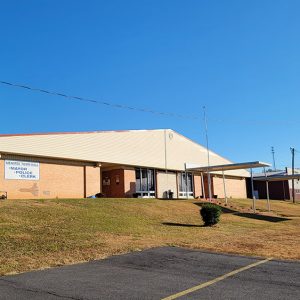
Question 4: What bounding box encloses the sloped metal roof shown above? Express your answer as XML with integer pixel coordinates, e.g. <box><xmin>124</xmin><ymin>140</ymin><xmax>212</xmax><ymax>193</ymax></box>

<box><xmin>186</xmin><ymin>161</ymin><xmax>270</xmax><ymax>172</ymax></box>
<box><xmin>254</xmin><ymin>174</ymin><xmax>300</xmax><ymax>181</ymax></box>
<box><xmin>0</xmin><ymin>129</ymin><xmax>250</xmax><ymax>177</ymax></box>
<box><xmin>253</xmin><ymin>170</ymin><xmax>286</xmax><ymax>178</ymax></box>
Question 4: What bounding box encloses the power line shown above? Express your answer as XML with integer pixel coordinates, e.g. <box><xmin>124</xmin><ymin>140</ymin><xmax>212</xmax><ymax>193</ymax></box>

<box><xmin>1</xmin><ymin>80</ymin><xmax>300</xmax><ymax>127</ymax></box>
<box><xmin>0</xmin><ymin>80</ymin><xmax>199</xmax><ymax>121</ymax></box>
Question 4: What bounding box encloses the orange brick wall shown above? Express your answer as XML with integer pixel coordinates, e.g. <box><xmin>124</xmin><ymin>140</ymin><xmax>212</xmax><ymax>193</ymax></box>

<box><xmin>213</xmin><ymin>176</ymin><xmax>247</xmax><ymax>199</ymax></box>
<box><xmin>0</xmin><ymin>159</ymin><xmax>85</xmax><ymax>199</ymax></box>
<box><xmin>85</xmin><ymin>166</ymin><xmax>101</xmax><ymax>197</ymax></box>
<box><xmin>124</xmin><ymin>169</ymin><xmax>136</xmax><ymax>197</ymax></box>
<box><xmin>0</xmin><ymin>156</ymin><xmax>247</xmax><ymax>200</ymax></box>
<box><xmin>194</xmin><ymin>174</ymin><xmax>202</xmax><ymax>198</ymax></box>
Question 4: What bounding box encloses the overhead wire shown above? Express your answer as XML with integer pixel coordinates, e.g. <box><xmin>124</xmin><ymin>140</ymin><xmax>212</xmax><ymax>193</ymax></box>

<box><xmin>0</xmin><ymin>80</ymin><xmax>199</xmax><ymax>121</ymax></box>
<box><xmin>1</xmin><ymin>80</ymin><xmax>299</xmax><ymax>167</ymax></box>
<box><xmin>1</xmin><ymin>80</ymin><xmax>300</xmax><ymax>126</ymax></box>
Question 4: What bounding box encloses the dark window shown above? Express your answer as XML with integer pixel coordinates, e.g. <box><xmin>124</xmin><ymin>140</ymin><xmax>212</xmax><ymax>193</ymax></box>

<box><xmin>178</xmin><ymin>172</ymin><xmax>194</xmax><ymax>198</ymax></box>
<box><xmin>135</xmin><ymin>168</ymin><xmax>155</xmax><ymax>197</ymax></box>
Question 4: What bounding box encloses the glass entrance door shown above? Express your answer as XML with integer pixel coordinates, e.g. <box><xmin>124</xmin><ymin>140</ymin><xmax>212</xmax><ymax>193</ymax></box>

<box><xmin>135</xmin><ymin>168</ymin><xmax>155</xmax><ymax>198</ymax></box>
<box><xmin>178</xmin><ymin>172</ymin><xmax>194</xmax><ymax>198</ymax></box>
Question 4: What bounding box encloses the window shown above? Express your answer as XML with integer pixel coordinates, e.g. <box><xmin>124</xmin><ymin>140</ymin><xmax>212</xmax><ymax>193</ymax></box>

<box><xmin>178</xmin><ymin>172</ymin><xmax>194</xmax><ymax>198</ymax></box>
<box><xmin>135</xmin><ymin>168</ymin><xmax>155</xmax><ymax>198</ymax></box>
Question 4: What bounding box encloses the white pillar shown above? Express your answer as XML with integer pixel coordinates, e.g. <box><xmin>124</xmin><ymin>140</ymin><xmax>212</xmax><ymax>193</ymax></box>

<box><xmin>201</xmin><ymin>172</ymin><xmax>206</xmax><ymax>199</ymax></box>
<box><xmin>184</xmin><ymin>163</ymin><xmax>188</xmax><ymax>199</ymax></box>
<box><xmin>250</xmin><ymin>168</ymin><xmax>256</xmax><ymax>213</ymax></box>
<box><xmin>263</xmin><ymin>167</ymin><xmax>271</xmax><ymax>211</ymax></box>
<box><xmin>222</xmin><ymin>170</ymin><xmax>228</xmax><ymax>205</ymax></box>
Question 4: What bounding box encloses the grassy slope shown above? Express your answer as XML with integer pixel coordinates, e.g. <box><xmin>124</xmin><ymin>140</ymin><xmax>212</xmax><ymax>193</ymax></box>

<box><xmin>0</xmin><ymin>198</ymin><xmax>299</xmax><ymax>275</ymax></box>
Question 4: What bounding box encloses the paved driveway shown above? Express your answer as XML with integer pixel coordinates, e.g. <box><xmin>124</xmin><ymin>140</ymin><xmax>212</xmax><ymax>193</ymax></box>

<box><xmin>0</xmin><ymin>247</ymin><xmax>299</xmax><ymax>299</ymax></box>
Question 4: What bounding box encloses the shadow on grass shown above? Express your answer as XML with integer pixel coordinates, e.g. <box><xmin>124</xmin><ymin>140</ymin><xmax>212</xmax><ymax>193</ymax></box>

<box><xmin>234</xmin><ymin>213</ymin><xmax>291</xmax><ymax>222</ymax></box>
<box><xmin>193</xmin><ymin>202</ymin><xmax>236</xmax><ymax>214</ymax></box>
<box><xmin>162</xmin><ymin>222</ymin><xmax>204</xmax><ymax>228</ymax></box>
<box><xmin>194</xmin><ymin>202</ymin><xmax>291</xmax><ymax>222</ymax></box>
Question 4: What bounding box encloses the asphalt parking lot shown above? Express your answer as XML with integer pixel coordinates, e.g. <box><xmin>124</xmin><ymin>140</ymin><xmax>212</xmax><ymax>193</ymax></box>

<box><xmin>0</xmin><ymin>247</ymin><xmax>299</xmax><ymax>299</ymax></box>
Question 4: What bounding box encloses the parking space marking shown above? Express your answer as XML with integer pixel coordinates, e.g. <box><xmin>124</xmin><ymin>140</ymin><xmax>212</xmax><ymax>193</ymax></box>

<box><xmin>161</xmin><ymin>257</ymin><xmax>272</xmax><ymax>300</ymax></box>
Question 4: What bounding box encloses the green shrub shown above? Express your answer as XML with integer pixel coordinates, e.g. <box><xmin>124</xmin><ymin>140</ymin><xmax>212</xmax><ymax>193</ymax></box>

<box><xmin>200</xmin><ymin>203</ymin><xmax>222</xmax><ymax>226</ymax></box>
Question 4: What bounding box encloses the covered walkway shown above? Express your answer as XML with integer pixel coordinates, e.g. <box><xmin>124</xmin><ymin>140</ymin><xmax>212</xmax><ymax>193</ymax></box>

<box><xmin>186</xmin><ymin>161</ymin><xmax>270</xmax><ymax>212</ymax></box>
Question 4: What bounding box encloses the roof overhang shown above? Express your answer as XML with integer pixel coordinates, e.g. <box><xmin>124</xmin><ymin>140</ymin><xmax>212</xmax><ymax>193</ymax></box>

<box><xmin>254</xmin><ymin>174</ymin><xmax>300</xmax><ymax>182</ymax></box>
<box><xmin>186</xmin><ymin>161</ymin><xmax>271</xmax><ymax>172</ymax></box>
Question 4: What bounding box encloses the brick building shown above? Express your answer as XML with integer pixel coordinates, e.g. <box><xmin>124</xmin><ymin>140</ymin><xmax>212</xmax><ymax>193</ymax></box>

<box><xmin>0</xmin><ymin>129</ymin><xmax>249</xmax><ymax>199</ymax></box>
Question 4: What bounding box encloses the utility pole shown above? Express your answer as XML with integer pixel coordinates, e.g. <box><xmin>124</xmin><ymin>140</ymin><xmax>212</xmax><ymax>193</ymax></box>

<box><xmin>271</xmin><ymin>146</ymin><xmax>276</xmax><ymax>171</ymax></box>
<box><xmin>290</xmin><ymin>147</ymin><xmax>295</xmax><ymax>203</ymax></box>
<box><xmin>203</xmin><ymin>106</ymin><xmax>212</xmax><ymax>201</ymax></box>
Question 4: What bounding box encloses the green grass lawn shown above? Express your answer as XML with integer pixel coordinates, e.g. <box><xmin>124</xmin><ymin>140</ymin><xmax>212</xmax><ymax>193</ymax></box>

<box><xmin>0</xmin><ymin>198</ymin><xmax>299</xmax><ymax>275</ymax></box>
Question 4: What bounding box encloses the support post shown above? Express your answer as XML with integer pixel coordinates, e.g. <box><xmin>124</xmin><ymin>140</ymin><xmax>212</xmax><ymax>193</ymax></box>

<box><xmin>164</xmin><ymin>130</ymin><xmax>169</xmax><ymax>198</ymax></box>
<box><xmin>201</xmin><ymin>172</ymin><xmax>206</xmax><ymax>199</ymax></box>
<box><xmin>263</xmin><ymin>167</ymin><xmax>270</xmax><ymax>211</ymax></box>
<box><xmin>222</xmin><ymin>170</ymin><xmax>228</xmax><ymax>205</ymax></box>
<box><xmin>83</xmin><ymin>165</ymin><xmax>87</xmax><ymax>198</ymax></box>
<box><xmin>250</xmin><ymin>168</ymin><xmax>256</xmax><ymax>213</ymax></box>
<box><xmin>282</xmin><ymin>181</ymin><xmax>286</xmax><ymax>200</ymax></box>
<box><xmin>291</xmin><ymin>147</ymin><xmax>295</xmax><ymax>203</ymax></box>
<box><xmin>184</xmin><ymin>163</ymin><xmax>188</xmax><ymax>199</ymax></box>
<box><xmin>99</xmin><ymin>166</ymin><xmax>102</xmax><ymax>194</ymax></box>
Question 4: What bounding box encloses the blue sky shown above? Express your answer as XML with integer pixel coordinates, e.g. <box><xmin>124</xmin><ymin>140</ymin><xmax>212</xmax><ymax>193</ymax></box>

<box><xmin>0</xmin><ymin>0</ymin><xmax>299</xmax><ymax>170</ymax></box>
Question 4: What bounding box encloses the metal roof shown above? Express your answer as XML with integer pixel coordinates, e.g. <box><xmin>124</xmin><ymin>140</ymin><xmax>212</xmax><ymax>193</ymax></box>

<box><xmin>0</xmin><ymin>129</ymin><xmax>250</xmax><ymax>176</ymax></box>
<box><xmin>186</xmin><ymin>161</ymin><xmax>270</xmax><ymax>172</ymax></box>
<box><xmin>253</xmin><ymin>170</ymin><xmax>286</xmax><ymax>177</ymax></box>
<box><xmin>254</xmin><ymin>174</ymin><xmax>300</xmax><ymax>181</ymax></box>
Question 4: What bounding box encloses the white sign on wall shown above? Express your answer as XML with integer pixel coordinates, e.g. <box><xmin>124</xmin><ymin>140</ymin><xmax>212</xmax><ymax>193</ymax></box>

<box><xmin>5</xmin><ymin>160</ymin><xmax>40</xmax><ymax>180</ymax></box>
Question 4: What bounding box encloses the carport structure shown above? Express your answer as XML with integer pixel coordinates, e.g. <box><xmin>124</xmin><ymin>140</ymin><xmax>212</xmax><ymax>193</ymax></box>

<box><xmin>254</xmin><ymin>173</ymin><xmax>300</xmax><ymax>205</ymax></box>
<box><xmin>186</xmin><ymin>161</ymin><xmax>270</xmax><ymax>213</ymax></box>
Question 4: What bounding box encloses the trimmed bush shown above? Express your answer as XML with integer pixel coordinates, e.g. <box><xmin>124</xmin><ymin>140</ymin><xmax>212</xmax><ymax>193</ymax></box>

<box><xmin>200</xmin><ymin>203</ymin><xmax>222</xmax><ymax>226</ymax></box>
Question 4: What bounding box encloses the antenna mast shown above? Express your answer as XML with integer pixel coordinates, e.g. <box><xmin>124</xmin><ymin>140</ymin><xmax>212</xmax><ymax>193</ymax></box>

<box><xmin>271</xmin><ymin>146</ymin><xmax>276</xmax><ymax>171</ymax></box>
<box><xmin>203</xmin><ymin>106</ymin><xmax>212</xmax><ymax>201</ymax></box>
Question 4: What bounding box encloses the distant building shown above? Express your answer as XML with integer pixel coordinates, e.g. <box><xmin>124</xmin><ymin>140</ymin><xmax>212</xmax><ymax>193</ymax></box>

<box><xmin>252</xmin><ymin>168</ymin><xmax>300</xmax><ymax>200</ymax></box>
<box><xmin>0</xmin><ymin>129</ymin><xmax>249</xmax><ymax>199</ymax></box>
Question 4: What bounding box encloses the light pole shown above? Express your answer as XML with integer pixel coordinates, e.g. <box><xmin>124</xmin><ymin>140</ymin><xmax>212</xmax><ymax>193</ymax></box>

<box><xmin>203</xmin><ymin>106</ymin><xmax>212</xmax><ymax>201</ymax></box>
<box><xmin>271</xmin><ymin>146</ymin><xmax>276</xmax><ymax>171</ymax></box>
<box><xmin>290</xmin><ymin>147</ymin><xmax>295</xmax><ymax>203</ymax></box>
